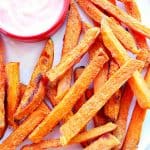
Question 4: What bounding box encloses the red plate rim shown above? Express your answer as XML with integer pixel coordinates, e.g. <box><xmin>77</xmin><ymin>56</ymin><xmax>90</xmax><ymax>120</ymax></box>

<box><xmin>0</xmin><ymin>0</ymin><xmax>70</xmax><ymax>42</ymax></box>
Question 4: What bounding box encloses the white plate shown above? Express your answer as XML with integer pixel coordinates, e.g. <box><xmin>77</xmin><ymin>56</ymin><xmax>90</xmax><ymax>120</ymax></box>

<box><xmin>1</xmin><ymin>0</ymin><xmax>150</xmax><ymax>149</ymax></box>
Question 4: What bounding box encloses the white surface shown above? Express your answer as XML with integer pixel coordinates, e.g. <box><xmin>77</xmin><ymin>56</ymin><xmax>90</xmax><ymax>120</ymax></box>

<box><xmin>0</xmin><ymin>0</ymin><xmax>64</xmax><ymax>36</ymax></box>
<box><xmin>0</xmin><ymin>0</ymin><xmax>150</xmax><ymax>149</ymax></box>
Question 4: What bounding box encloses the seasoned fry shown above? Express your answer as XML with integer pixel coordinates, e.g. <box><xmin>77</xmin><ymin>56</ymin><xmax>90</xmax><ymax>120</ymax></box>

<box><xmin>93</xmin><ymin>62</ymin><xmax>109</xmax><ymax>126</ymax></box>
<box><xmin>101</xmin><ymin>18</ymin><xmax>150</xmax><ymax>108</ymax></box>
<box><xmin>0</xmin><ymin>103</ymin><xmax>50</xmax><ymax>149</ymax></box>
<box><xmin>77</xmin><ymin>0</ymin><xmax>104</xmax><ymax>23</ymax></box>
<box><xmin>91</xmin><ymin>0</ymin><xmax>150</xmax><ymax>38</ymax></box>
<box><xmin>22</xmin><ymin>122</ymin><xmax>117</xmax><ymax>150</ymax></box>
<box><xmin>46</xmin><ymin>27</ymin><xmax>100</xmax><ymax>83</ymax></box>
<box><xmin>84</xmin><ymin>133</ymin><xmax>120</xmax><ymax>150</ymax></box>
<box><xmin>60</xmin><ymin>59</ymin><xmax>144</xmax><ymax>145</ymax></box>
<box><xmin>0</xmin><ymin>38</ymin><xmax>6</xmax><ymax>138</ymax></box>
<box><xmin>29</xmin><ymin>49</ymin><xmax>108</xmax><ymax>143</ymax></box>
<box><xmin>78</xmin><ymin>0</ymin><xmax>139</xmax><ymax>54</ymax></box>
<box><xmin>113</xmin><ymin>83</ymin><xmax>133</xmax><ymax>149</ymax></box>
<box><xmin>123</xmin><ymin>0</ymin><xmax>150</xmax><ymax>67</ymax></box>
<box><xmin>104</xmin><ymin>60</ymin><xmax>122</xmax><ymax>121</ymax></box>
<box><xmin>6</xmin><ymin>62</ymin><xmax>20</xmax><ymax>128</ymax></box>
<box><xmin>122</xmin><ymin>103</ymin><xmax>145</xmax><ymax>150</ymax></box>
<box><xmin>57</xmin><ymin>1</ymin><xmax>81</xmax><ymax>102</ymax></box>
<box><xmin>73</xmin><ymin>66</ymin><xmax>87</xmax><ymax>147</ymax></box>
<box><xmin>15</xmin><ymin>39</ymin><xmax>54</xmax><ymax>120</ymax></box>
<box><xmin>122</xmin><ymin>67</ymin><xmax>150</xmax><ymax>150</ymax></box>
<box><xmin>22</xmin><ymin>139</ymin><xmax>61</xmax><ymax>150</ymax></box>
<box><xmin>70</xmin><ymin>122</ymin><xmax>117</xmax><ymax>144</ymax></box>
<box><xmin>108</xmin><ymin>18</ymin><xmax>139</xmax><ymax>54</ymax></box>
<box><xmin>124</xmin><ymin>1</ymin><xmax>141</xmax><ymax>20</ymax></box>
<box><xmin>94</xmin><ymin>62</ymin><xmax>108</xmax><ymax>93</ymax></box>
<box><xmin>15</xmin><ymin>75</ymin><xmax>46</xmax><ymax>120</ymax></box>
<box><xmin>74</xmin><ymin>67</ymin><xmax>86</xmax><ymax>113</ymax></box>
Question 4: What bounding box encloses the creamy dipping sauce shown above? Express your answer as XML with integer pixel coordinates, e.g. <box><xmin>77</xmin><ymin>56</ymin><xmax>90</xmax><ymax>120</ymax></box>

<box><xmin>0</xmin><ymin>0</ymin><xmax>64</xmax><ymax>36</ymax></box>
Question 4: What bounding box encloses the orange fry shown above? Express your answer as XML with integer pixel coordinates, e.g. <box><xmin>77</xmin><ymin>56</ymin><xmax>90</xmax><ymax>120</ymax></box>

<box><xmin>78</xmin><ymin>0</ymin><xmax>139</xmax><ymax>54</ymax></box>
<box><xmin>29</xmin><ymin>49</ymin><xmax>108</xmax><ymax>143</ymax></box>
<box><xmin>6</xmin><ymin>62</ymin><xmax>20</xmax><ymax>128</ymax></box>
<box><xmin>46</xmin><ymin>27</ymin><xmax>100</xmax><ymax>83</ymax></box>
<box><xmin>15</xmin><ymin>39</ymin><xmax>54</xmax><ymax>120</ymax></box>
<box><xmin>93</xmin><ymin>63</ymin><xmax>109</xmax><ymax>126</ymax></box>
<box><xmin>60</xmin><ymin>59</ymin><xmax>143</xmax><ymax>145</ymax></box>
<box><xmin>70</xmin><ymin>122</ymin><xmax>117</xmax><ymax>144</ymax></box>
<box><xmin>74</xmin><ymin>67</ymin><xmax>86</xmax><ymax>113</ymax></box>
<box><xmin>91</xmin><ymin>0</ymin><xmax>150</xmax><ymax>38</ymax></box>
<box><xmin>122</xmin><ymin>67</ymin><xmax>150</xmax><ymax>149</ymax></box>
<box><xmin>22</xmin><ymin>122</ymin><xmax>117</xmax><ymax>150</ymax></box>
<box><xmin>22</xmin><ymin>139</ymin><xmax>61</xmax><ymax>150</ymax></box>
<box><xmin>0</xmin><ymin>103</ymin><xmax>50</xmax><ymax>149</ymax></box>
<box><xmin>124</xmin><ymin>1</ymin><xmax>150</xmax><ymax>67</ymax></box>
<box><xmin>122</xmin><ymin>103</ymin><xmax>146</xmax><ymax>150</ymax></box>
<box><xmin>84</xmin><ymin>133</ymin><xmax>120</xmax><ymax>150</ymax></box>
<box><xmin>113</xmin><ymin>83</ymin><xmax>133</xmax><ymax>149</ymax></box>
<box><xmin>104</xmin><ymin>60</ymin><xmax>122</xmax><ymax>121</ymax></box>
<box><xmin>108</xmin><ymin>18</ymin><xmax>139</xmax><ymax>54</ymax></box>
<box><xmin>0</xmin><ymin>39</ymin><xmax>6</xmax><ymax>138</ymax></box>
<box><xmin>101</xmin><ymin>18</ymin><xmax>150</xmax><ymax>108</ymax></box>
<box><xmin>57</xmin><ymin>1</ymin><xmax>81</xmax><ymax>101</ymax></box>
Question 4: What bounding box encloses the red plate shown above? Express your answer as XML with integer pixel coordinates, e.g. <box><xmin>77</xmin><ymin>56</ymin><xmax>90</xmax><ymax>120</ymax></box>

<box><xmin>0</xmin><ymin>0</ymin><xmax>70</xmax><ymax>42</ymax></box>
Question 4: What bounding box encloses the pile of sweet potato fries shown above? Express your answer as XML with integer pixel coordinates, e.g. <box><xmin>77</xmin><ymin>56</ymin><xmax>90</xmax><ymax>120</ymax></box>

<box><xmin>0</xmin><ymin>0</ymin><xmax>150</xmax><ymax>149</ymax></box>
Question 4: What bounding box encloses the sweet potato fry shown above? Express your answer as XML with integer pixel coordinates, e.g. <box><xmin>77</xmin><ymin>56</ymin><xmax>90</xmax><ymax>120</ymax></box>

<box><xmin>84</xmin><ymin>133</ymin><xmax>120</xmax><ymax>150</ymax></box>
<box><xmin>0</xmin><ymin>38</ymin><xmax>6</xmax><ymax>138</ymax></box>
<box><xmin>108</xmin><ymin>18</ymin><xmax>139</xmax><ymax>54</ymax></box>
<box><xmin>101</xmin><ymin>18</ymin><xmax>150</xmax><ymax>108</ymax></box>
<box><xmin>60</xmin><ymin>59</ymin><xmax>144</xmax><ymax>145</ymax></box>
<box><xmin>29</xmin><ymin>49</ymin><xmax>108</xmax><ymax>143</ymax></box>
<box><xmin>46</xmin><ymin>27</ymin><xmax>100</xmax><ymax>83</ymax></box>
<box><xmin>57</xmin><ymin>1</ymin><xmax>81</xmax><ymax>102</ymax></box>
<box><xmin>123</xmin><ymin>1</ymin><xmax>150</xmax><ymax>67</ymax></box>
<box><xmin>94</xmin><ymin>62</ymin><xmax>109</xmax><ymax>93</ymax></box>
<box><xmin>70</xmin><ymin>122</ymin><xmax>117</xmax><ymax>144</ymax></box>
<box><xmin>14</xmin><ymin>39</ymin><xmax>54</xmax><ymax>120</ymax></box>
<box><xmin>6</xmin><ymin>62</ymin><xmax>20</xmax><ymax>128</ymax></box>
<box><xmin>14</xmin><ymin>75</ymin><xmax>46</xmax><ymax>120</ymax></box>
<box><xmin>104</xmin><ymin>60</ymin><xmax>122</xmax><ymax>121</ymax></box>
<box><xmin>91</xmin><ymin>0</ymin><xmax>150</xmax><ymax>38</ymax></box>
<box><xmin>122</xmin><ymin>67</ymin><xmax>150</xmax><ymax>150</ymax></box>
<box><xmin>73</xmin><ymin>66</ymin><xmax>87</xmax><ymax>147</ymax></box>
<box><xmin>113</xmin><ymin>83</ymin><xmax>133</xmax><ymax>150</ymax></box>
<box><xmin>22</xmin><ymin>122</ymin><xmax>117</xmax><ymax>150</ymax></box>
<box><xmin>0</xmin><ymin>103</ymin><xmax>50</xmax><ymax>149</ymax></box>
<box><xmin>74</xmin><ymin>66</ymin><xmax>86</xmax><ymax>113</ymax></box>
<box><xmin>22</xmin><ymin>139</ymin><xmax>61</xmax><ymax>150</ymax></box>
<box><xmin>122</xmin><ymin>103</ymin><xmax>146</xmax><ymax>150</ymax></box>
<box><xmin>93</xmin><ymin>62</ymin><xmax>109</xmax><ymax>126</ymax></box>
<box><xmin>78</xmin><ymin>0</ymin><xmax>139</xmax><ymax>54</ymax></box>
